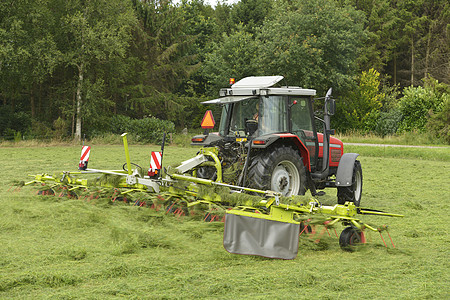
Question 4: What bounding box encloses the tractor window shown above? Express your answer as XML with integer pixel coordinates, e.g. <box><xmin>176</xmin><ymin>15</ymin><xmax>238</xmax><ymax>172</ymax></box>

<box><xmin>219</xmin><ymin>104</ymin><xmax>231</xmax><ymax>136</ymax></box>
<box><xmin>259</xmin><ymin>96</ymin><xmax>288</xmax><ymax>135</ymax></box>
<box><xmin>290</xmin><ymin>97</ymin><xmax>317</xmax><ymax>166</ymax></box>
<box><xmin>228</xmin><ymin>98</ymin><xmax>259</xmax><ymax>136</ymax></box>
<box><xmin>291</xmin><ymin>98</ymin><xmax>313</xmax><ymax>132</ymax></box>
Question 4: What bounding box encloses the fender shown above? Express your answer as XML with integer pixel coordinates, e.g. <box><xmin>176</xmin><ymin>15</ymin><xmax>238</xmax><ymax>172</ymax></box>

<box><xmin>251</xmin><ymin>133</ymin><xmax>311</xmax><ymax>171</ymax></box>
<box><xmin>335</xmin><ymin>153</ymin><xmax>359</xmax><ymax>187</ymax></box>
<box><xmin>191</xmin><ymin>132</ymin><xmax>222</xmax><ymax>146</ymax></box>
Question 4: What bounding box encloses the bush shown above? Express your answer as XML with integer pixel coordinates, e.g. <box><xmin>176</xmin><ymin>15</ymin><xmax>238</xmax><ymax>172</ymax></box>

<box><xmin>53</xmin><ymin>117</ymin><xmax>69</xmax><ymax>140</ymax></box>
<box><xmin>338</xmin><ymin>69</ymin><xmax>384</xmax><ymax>132</ymax></box>
<box><xmin>398</xmin><ymin>77</ymin><xmax>449</xmax><ymax>133</ymax></box>
<box><xmin>426</xmin><ymin>97</ymin><xmax>450</xmax><ymax>144</ymax></box>
<box><xmin>128</xmin><ymin>117</ymin><xmax>175</xmax><ymax>144</ymax></box>
<box><xmin>108</xmin><ymin>115</ymin><xmax>175</xmax><ymax>144</ymax></box>
<box><xmin>109</xmin><ymin>115</ymin><xmax>132</xmax><ymax>134</ymax></box>
<box><xmin>28</xmin><ymin>120</ymin><xmax>53</xmax><ymax>140</ymax></box>
<box><xmin>375</xmin><ymin>109</ymin><xmax>403</xmax><ymax>136</ymax></box>
<box><xmin>2</xmin><ymin>128</ymin><xmax>17</xmax><ymax>141</ymax></box>
<box><xmin>398</xmin><ymin>86</ymin><xmax>440</xmax><ymax>132</ymax></box>
<box><xmin>0</xmin><ymin>107</ymin><xmax>32</xmax><ymax>139</ymax></box>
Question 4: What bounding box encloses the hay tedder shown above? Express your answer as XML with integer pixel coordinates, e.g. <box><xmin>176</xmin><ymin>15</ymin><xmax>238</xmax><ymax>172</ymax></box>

<box><xmin>20</xmin><ymin>76</ymin><xmax>403</xmax><ymax>259</ymax></box>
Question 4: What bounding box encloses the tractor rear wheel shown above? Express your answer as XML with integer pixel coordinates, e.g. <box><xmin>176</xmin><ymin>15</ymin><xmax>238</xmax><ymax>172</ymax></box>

<box><xmin>337</xmin><ymin>160</ymin><xmax>362</xmax><ymax>206</ymax></box>
<box><xmin>247</xmin><ymin>146</ymin><xmax>306</xmax><ymax>197</ymax></box>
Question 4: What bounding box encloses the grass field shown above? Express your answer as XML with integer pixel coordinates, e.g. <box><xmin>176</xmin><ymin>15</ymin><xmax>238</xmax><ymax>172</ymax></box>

<box><xmin>1</xmin><ymin>143</ymin><xmax>449</xmax><ymax>299</ymax></box>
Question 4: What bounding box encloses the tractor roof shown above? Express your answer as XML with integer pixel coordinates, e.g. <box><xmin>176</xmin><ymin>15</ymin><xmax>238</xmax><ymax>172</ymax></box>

<box><xmin>202</xmin><ymin>76</ymin><xmax>316</xmax><ymax>104</ymax></box>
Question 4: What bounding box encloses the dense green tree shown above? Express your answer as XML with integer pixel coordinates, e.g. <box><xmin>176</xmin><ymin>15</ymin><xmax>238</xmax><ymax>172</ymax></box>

<box><xmin>231</xmin><ymin>0</ymin><xmax>273</xmax><ymax>33</ymax></box>
<box><xmin>345</xmin><ymin>0</ymin><xmax>449</xmax><ymax>87</ymax></box>
<box><xmin>344</xmin><ymin>0</ymin><xmax>400</xmax><ymax>74</ymax></box>
<box><xmin>414</xmin><ymin>0</ymin><xmax>449</xmax><ymax>85</ymax></box>
<box><xmin>176</xmin><ymin>0</ymin><xmax>218</xmax><ymax>96</ymax></box>
<box><xmin>0</xmin><ymin>0</ymin><xmax>448</xmax><ymax>141</ymax></box>
<box><xmin>0</xmin><ymin>0</ymin><xmax>60</xmax><ymax>118</ymax></box>
<box><xmin>202</xmin><ymin>25</ymin><xmax>259</xmax><ymax>95</ymax></box>
<box><xmin>337</xmin><ymin>68</ymin><xmax>384</xmax><ymax>132</ymax></box>
<box><xmin>213</xmin><ymin>1</ymin><xmax>234</xmax><ymax>36</ymax></box>
<box><xmin>256</xmin><ymin>0</ymin><xmax>366</xmax><ymax>94</ymax></box>
<box><xmin>61</xmin><ymin>0</ymin><xmax>137</xmax><ymax>140</ymax></box>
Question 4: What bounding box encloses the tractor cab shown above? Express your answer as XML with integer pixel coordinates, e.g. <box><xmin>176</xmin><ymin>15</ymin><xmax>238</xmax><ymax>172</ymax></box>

<box><xmin>193</xmin><ymin>76</ymin><xmax>320</xmax><ymax>169</ymax></box>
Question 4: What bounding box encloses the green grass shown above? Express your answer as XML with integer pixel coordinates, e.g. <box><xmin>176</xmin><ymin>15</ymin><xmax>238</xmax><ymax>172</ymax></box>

<box><xmin>1</xmin><ymin>144</ymin><xmax>449</xmax><ymax>298</ymax></box>
<box><xmin>344</xmin><ymin>144</ymin><xmax>450</xmax><ymax>162</ymax></box>
<box><xmin>336</xmin><ymin>130</ymin><xmax>448</xmax><ymax>146</ymax></box>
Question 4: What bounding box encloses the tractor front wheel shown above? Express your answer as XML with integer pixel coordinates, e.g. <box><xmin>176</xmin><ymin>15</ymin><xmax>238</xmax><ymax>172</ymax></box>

<box><xmin>337</xmin><ymin>160</ymin><xmax>362</xmax><ymax>206</ymax></box>
<box><xmin>247</xmin><ymin>146</ymin><xmax>306</xmax><ymax>197</ymax></box>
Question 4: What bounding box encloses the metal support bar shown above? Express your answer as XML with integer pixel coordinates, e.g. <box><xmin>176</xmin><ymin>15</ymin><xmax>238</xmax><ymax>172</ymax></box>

<box><xmin>359</xmin><ymin>209</ymin><xmax>404</xmax><ymax>218</ymax></box>
<box><xmin>175</xmin><ymin>154</ymin><xmax>209</xmax><ymax>174</ymax></box>
<box><xmin>169</xmin><ymin>173</ymin><xmax>274</xmax><ymax>196</ymax></box>
<box><xmin>121</xmin><ymin>133</ymin><xmax>132</xmax><ymax>176</ymax></box>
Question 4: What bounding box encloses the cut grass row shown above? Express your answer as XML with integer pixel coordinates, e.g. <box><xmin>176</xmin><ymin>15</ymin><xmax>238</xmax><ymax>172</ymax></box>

<box><xmin>0</xmin><ymin>144</ymin><xmax>449</xmax><ymax>298</ymax></box>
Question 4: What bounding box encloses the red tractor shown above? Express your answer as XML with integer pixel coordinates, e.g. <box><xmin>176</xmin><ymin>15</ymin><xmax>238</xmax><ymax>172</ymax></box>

<box><xmin>191</xmin><ymin>76</ymin><xmax>362</xmax><ymax>206</ymax></box>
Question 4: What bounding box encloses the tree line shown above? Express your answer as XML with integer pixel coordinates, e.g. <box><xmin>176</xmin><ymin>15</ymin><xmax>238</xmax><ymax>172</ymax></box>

<box><xmin>0</xmin><ymin>0</ymin><xmax>448</xmax><ymax>143</ymax></box>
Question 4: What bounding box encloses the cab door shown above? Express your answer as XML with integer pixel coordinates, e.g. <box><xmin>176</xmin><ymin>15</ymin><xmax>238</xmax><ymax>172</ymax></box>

<box><xmin>289</xmin><ymin>97</ymin><xmax>318</xmax><ymax>170</ymax></box>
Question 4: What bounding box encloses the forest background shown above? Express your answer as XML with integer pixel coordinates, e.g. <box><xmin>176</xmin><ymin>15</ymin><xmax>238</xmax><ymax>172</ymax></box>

<box><xmin>0</xmin><ymin>0</ymin><xmax>449</xmax><ymax>144</ymax></box>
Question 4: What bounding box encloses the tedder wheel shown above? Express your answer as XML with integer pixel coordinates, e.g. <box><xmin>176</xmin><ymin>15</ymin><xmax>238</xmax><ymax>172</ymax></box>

<box><xmin>339</xmin><ymin>226</ymin><xmax>364</xmax><ymax>251</ymax></box>
<box><xmin>247</xmin><ymin>145</ymin><xmax>306</xmax><ymax>197</ymax></box>
<box><xmin>196</xmin><ymin>166</ymin><xmax>217</xmax><ymax>181</ymax></box>
<box><xmin>337</xmin><ymin>160</ymin><xmax>362</xmax><ymax>206</ymax></box>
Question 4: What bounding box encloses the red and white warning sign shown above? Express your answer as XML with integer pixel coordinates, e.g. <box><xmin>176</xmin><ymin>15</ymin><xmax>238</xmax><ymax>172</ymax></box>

<box><xmin>148</xmin><ymin>151</ymin><xmax>162</xmax><ymax>177</ymax></box>
<box><xmin>79</xmin><ymin>146</ymin><xmax>91</xmax><ymax>170</ymax></box>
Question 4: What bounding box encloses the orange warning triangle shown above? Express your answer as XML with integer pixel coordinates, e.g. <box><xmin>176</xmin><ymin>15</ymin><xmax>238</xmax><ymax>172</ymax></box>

<box><xmin>201</xmin><ymin>110</ymin><xmax>215</xmax><ymax>129</ymax></box>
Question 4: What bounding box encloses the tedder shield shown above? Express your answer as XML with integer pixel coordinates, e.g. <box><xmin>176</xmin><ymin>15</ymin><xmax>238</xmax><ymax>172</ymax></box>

<box><xmin>223</xmin><ymin>213</ymin><xmax>300</xmax><ymax>260</ymax></box>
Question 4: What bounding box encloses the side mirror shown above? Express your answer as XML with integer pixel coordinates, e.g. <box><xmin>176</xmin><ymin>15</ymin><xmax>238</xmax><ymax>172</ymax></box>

<box><xmin>326</xmin><ymin>98</ymin><xmax>336</xmax><ymax>116</ymax></box>
<box><xmin>324</xmin><ymin>88</ymin><xmax>335</xmax><ymax>116</ymax></box>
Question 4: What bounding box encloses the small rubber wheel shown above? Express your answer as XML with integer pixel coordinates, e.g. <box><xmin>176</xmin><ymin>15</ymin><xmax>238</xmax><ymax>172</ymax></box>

<box><xmin>339</xmin><ymin>227</ymin><xmax>363</xmax><ymax>251</ymax></box>
<box><xmin>337</xmin><ymin>160</ymin><xmax>362</xmax><ymax>206</ymax></box>
<box><xmin>196</xmin><ymin>166</ymin><xmax>217</xmax><ymax>181</ymax></box>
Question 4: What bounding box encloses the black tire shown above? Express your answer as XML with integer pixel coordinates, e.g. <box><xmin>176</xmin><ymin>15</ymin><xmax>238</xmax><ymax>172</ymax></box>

<box><xmin>196</xmin><ymin>166</ymin><xmax>217</xmax><ymax>181</ymax></box>
<box><xmin>337</xmin><ymin>160</ymin><xmax>362</xmax><ymax>206</ymax></box>
<box><xmin>247</xmin><ymin>145</ymin><xmax>306</xmax><ymax>197</ymax></box>
<box><xmin>339</xmin><ymin>226</ymin><xmax>363</xmax><ymax>251</ymax></box>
